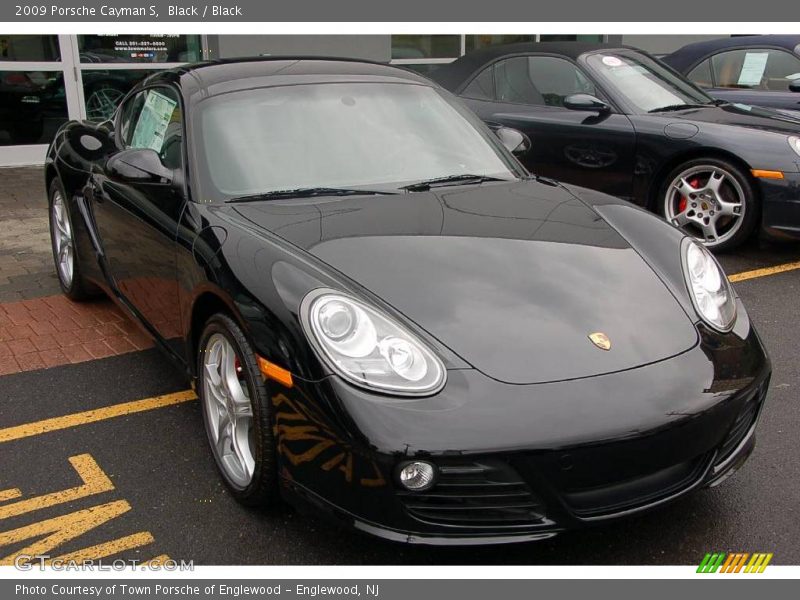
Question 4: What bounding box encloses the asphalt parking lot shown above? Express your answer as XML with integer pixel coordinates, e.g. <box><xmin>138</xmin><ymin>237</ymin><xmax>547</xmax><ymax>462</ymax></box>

<box><xmin>1</xmin><ymin>167</ymin><xmax>799</xmax><ymax>566</ymax></box>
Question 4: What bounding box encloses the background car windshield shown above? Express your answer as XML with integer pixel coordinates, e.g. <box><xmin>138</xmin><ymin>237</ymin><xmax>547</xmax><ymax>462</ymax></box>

<box><xmin>586</xmin><ymin>51</ymin><xmax>712</xmax><ymax>113</ymax></box>
<box><xmin>197</xmin><ymin>82</ymin><xmax>518</xmax><ymax>199</ymax></box>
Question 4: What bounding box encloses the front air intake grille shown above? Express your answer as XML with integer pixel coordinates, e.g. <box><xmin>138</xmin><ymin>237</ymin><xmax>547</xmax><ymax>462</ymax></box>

<box><xmin>716</xmin><ymin>389</ymin><xmax>763</xmax><ymax>464</ymax></box>
<box><xmin>399</xmin><ymin>460</ymin><xmax>546</xmax><ymax>529</ymax></box>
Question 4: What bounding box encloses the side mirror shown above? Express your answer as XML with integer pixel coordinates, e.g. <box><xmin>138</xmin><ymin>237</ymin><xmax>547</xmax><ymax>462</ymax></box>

<box><xmin>495</xmin><ymin>127</ymin><xmax>531</xmax><ymax>156</ymax></box>
<box><xmin>107</xmin><ymin>148</ymin><xmax>178</xmax><ymax>186</ymax></box>
<box><xmin>563</xmin><ymin>93</ymin><xmax>611</xmax><ymax>113</ymax></box>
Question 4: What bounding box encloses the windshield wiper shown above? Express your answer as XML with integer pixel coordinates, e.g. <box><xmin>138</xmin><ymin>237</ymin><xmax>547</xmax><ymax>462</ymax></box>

<box><xmin>399</xmin><ymin>174</ymin><xmax>511</xmax><ymax>192</ymax></box>
<box><xmin>225</xmin><ymin>187</ymin><xmax>398</xmax><ymax>203</ymax></box>
<box><xmin>648</xmin><ymin>103</ymin><xmax>711</xmax><ymax>113</ymax></box>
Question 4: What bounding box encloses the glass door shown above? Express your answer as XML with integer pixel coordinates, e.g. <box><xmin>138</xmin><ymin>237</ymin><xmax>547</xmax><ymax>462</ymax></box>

<box><xmin>0</xmin><ymin>35</ymin><xmax>81</xmax><ymax>166</ymax></box>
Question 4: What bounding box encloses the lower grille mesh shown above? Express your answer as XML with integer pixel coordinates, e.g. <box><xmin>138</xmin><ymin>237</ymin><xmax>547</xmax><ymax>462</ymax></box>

<box><xmin>400</xmin><ymin>460</ymin><xmax>546</xmax><ymax>529</ymax></box>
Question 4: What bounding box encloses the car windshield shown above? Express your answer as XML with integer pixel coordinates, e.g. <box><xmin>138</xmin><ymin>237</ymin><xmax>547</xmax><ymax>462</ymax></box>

<box><xmin>196</xmin><ymin>82</ymin><xmax>520</xmax><ymax>201</ymax></box>
<box><xmin>585</xmin><ymin>50</ymin><xmax>714</xmax><ymax>113</ymax></box>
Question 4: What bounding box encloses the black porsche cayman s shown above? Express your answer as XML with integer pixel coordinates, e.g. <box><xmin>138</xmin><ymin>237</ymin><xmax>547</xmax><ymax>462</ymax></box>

<box><xmin>45</xmin><ymin>58</ymin><xmax>770</xmax><ymax>545</ymax></box>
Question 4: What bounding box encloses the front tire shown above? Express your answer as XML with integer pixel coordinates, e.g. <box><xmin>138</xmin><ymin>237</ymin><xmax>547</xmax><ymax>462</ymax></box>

<box><xmin>48</xmin><ymin>178</ymin><xmax>96</xmax><ymax>300</ymax></box>
<box><xmin>198</xmin><ymin>313</ymin><xmax>278</xmax><ymax>507</ymax></box>
<box><xmin>659</xmin><ymin>158</ymin><xmax>759</xmax><ymax>252</ymax></box>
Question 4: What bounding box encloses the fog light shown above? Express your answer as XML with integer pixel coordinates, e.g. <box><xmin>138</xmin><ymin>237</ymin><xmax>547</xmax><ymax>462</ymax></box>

<box><xmin>398</xmin><ymin>461</ymin><xmax>436</xmax><ymax>491</ymax></box>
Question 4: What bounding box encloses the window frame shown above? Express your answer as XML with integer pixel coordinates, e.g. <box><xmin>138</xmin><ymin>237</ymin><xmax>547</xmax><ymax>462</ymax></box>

<box><xmin>688</xmin><ymin>45</ymin><xmax>800</xmax><ymax>92</ymax></box>
<box><xmin>112</xmin><ymin>82</ymin><xmax>188</xmax><ymax>189</ymax></box>
<box><xmin>458</xmin><ymin>52</ymin><xmax>617</xmax><ymax>112</ymax></box>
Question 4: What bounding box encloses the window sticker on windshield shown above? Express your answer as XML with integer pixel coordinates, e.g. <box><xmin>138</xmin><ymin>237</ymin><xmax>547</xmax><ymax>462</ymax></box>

<box><xmin>602</xmin><ymin>56</ymin><xmax>623</xmax><ymax>67</ymax></box>
<box><xmin>131</xmin><ymin>91</ymin><xmax>178</xmax><ymax>152</ymax></box>
<box><xmin>737</xmin><ymin>52</ymin><xmax>769</xmax><ymax>87</ymax></box>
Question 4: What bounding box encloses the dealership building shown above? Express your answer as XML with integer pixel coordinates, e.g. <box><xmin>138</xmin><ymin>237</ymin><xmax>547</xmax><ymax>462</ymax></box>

<box><xmin>0</xmin><ymin>33</ymin><xmax>730</xmax><ymax>167</ymax></box>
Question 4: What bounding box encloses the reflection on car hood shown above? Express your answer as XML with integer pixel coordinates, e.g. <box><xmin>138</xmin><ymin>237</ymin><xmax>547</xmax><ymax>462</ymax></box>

<box><xmin>233</xmin><ymin>181</ymin><xmax>699</xmax><ymax>384</ymax></box>
<box><xmin>660</xmin><ymin>102</ymin><xmax>800</xmax><ymax>134</ymax></box>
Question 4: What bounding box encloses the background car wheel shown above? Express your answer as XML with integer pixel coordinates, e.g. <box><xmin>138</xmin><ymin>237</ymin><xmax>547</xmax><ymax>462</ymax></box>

<box><xmin>198</xmin><ymin>313</ymin><xmax>278</xmax><ymax>507</ymax></box>
<box><xmin>659</xmin><ymin>158</ymin><xmax>759</xmax><ymax>252</ymax></box>
<box><xmin>48</xmin><ymin>179</ymin><xmax>97</xmax><ymax>301</ymax></box>
<box><xmin>85</xmin><ymin>85</ymin><xmax>125</xmax><ymax>122</ymax></box>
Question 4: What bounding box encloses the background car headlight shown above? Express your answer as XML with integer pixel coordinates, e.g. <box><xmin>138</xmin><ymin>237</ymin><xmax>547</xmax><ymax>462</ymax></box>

<box><xmin>789</xmin><ymin>136</ymin><xmax>800</xmax><ymax>158</ymax></box>
<box><xmin>301</xmin><ymin>289</ymin><xmax>446</xmax><ymax>395</ymax></box>
<box><xmin>682</xmin><ymin>239</ymin><xmax>737</xmax><ymax>331</ymax></box>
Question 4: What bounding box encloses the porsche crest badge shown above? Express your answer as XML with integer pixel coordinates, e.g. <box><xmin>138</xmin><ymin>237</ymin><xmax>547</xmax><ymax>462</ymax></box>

<box><xmin>588</xmin><ymin>332</ymin><xmax>611</xmax><ymax>351</ymax></box>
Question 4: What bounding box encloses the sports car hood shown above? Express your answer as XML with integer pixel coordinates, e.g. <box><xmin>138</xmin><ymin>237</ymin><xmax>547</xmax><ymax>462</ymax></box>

<box><xmin>233</xmin><ymin>181</ymin><xmax>699</xmax><ymax>384</ymax></box>
<box><xmin>664</xmin><ymin>102</ymin><xmax>800</xmax><ymax>134</ymax></box>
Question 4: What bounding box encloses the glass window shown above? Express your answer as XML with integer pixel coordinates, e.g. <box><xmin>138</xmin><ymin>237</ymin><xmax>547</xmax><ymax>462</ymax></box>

<box><xmin>494</xmin><ymin>56</ymin><xmax>595</xmax><ymax>107</ymax></box>
<box><xmin>391</xmin><ymin>35</ymin><xmax>460</xmax><ymax>60</ymax></box>
<box><xmin>540</xmin><ymin>35</ymin><xmax>605</xmax><ymax>42</ymax></box>
<box><xmin>711</xmin><ymin>48</ymin><xmax>800</xmax><ymax>91</ymax></box>
<box><xmin>462</xmin><ymin>66</ymin><xmax>495</xmax><ymax>100</ymax></box>
<box><xmin>586</xmin><ymin>50</ymin><xmax>711</xmax><ymax>113</ymax></box>
<box><xmin>119</xmin><ymin>87</ymin><xmax>182</xmax><ymax>168</ymax></box>
<box><xmin>0</xmin><ymin>70</ymin><xmax>68</xmax><ymax>145</ymax></box>
<box><xmin>686</xmin><ymin>58</ymin><xmax>713</xmax><ymax>88</ymax></box>
<box><xmin>0</xmin><ymin>35</ymin><xmax>60</xmax><ymax>61</ymax></box>
<box><xmin>78</xmin><ymin>35</ymin><xmax>202</xmax><ymax>63</ymax></box>
<box><xmin>82</xmin><ymin>69</ymin><xmax>159</xmax><ymax>122</ymax></box>
<box><xmin>196</xmin><ymin>83</ymin><xmax>518</xmax><ymax>201</ymax></box>
<box><xmin>464</xmin><ymin>35</ymin><xmax>536</xmax><ymax>53</ymax></box>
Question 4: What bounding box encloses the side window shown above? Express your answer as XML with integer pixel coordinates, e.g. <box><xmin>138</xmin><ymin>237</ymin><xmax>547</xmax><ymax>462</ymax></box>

<box><xmin>711</xmin><ymin>48</ymin><xmax>800</xmax><ymax>91</ymax></box>
<box><xmin>494</xmin><ymin>56</ymin><xmax>596</xmax><ymax>107</ymax></box>
<box><xmin>117</xmin><ymin>87</ymin><xmax>183</xmax><ymax>169</ymax></box>
<box><xmin>687</xmin><ymin>58</ymin><xmax>713</xmax><ymax>88</ymax></box>
<box><xmin>462</xmin><ymin>65</ymin><xmax>495</xmax><ymax>100</ymax></box>
<box><xmin>525</xmin><ymin>56</ymin><xmax>596</xmax><ymax>107</ymax></box>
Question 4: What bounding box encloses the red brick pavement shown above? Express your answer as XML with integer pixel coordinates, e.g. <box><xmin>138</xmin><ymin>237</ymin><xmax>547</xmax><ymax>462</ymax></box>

<box><xmin>0</xmin><ymin>295</ymin><xmax>154</xmax><ymax>376</ymax></box>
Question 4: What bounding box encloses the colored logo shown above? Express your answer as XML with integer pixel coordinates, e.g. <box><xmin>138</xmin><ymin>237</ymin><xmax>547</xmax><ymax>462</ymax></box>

<box><xmin>697</xmin><ymin>552</ymin><xmax>773</xmax><ymax>573</ymax></box>
<box><xmin>588</xmin><ymin>332</ymin><xmax>612</xmax><ymax>351</ymax></box>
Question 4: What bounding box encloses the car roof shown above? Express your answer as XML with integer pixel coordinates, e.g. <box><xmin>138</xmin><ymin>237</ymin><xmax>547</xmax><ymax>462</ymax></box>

<box><xmin>144</xmin><ymin>56</ymin><xmax>431</xmax><ymax>94</ymax></box>
<box><xmin>664</xmin><ymin>35</ymin><xmax>800</xmax><ymax>72</ymax></box>
<box><xmin>430</xmin><ymin>42</ymin><xmax>635</xmax><ymax>91</ymax></box>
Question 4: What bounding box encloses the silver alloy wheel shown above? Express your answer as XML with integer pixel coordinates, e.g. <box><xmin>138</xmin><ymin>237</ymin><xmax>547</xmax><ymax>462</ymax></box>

<box><xmin>202</xmin><ymin>333</ymin><xmax>256</xmax><ymax>488</ymax></box>
<box><xmin>51</xmin><ymin>191</ymin><xmax>74</xmax><ymax>288</ymax></box>
<box><xmin>664</xmin><ymin>165</ymin><xmax>746</xmax><ymax>247</ymax></box>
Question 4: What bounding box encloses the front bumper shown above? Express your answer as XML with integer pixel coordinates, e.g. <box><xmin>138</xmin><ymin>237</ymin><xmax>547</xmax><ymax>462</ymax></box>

<box><xmin>275</xmin><ymin>321</ymin><xmax>770</xmax><ymax>545</ymax></box>
<box><xmin>758</xmin><ymin>171</ymin><xmax>800</xmax><ymax>240</ymax></box>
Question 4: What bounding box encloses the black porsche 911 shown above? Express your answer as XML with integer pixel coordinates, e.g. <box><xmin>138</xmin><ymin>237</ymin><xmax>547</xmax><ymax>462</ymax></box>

<box><xmin>46</xmin><ymin>57</ymin><xmax>770</xmax><ymax>545</ymax></box>
<box><xmin>432</xmin><ymin>42</ymin><xmax>800</xmax><ymax>251</ymax></box>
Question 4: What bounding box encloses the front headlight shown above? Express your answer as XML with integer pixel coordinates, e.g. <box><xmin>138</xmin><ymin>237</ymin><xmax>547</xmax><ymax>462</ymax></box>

<box><xmin>300</xmin><ymin>289</ymin><xmax>446</xmax><ymax>395</ymax></box>
<box><xmin>681</xmin><ymin>239</ymin><xmax>737</xmax><ymax>331</ymax></box>
<box><xmin>789</xmin><ymin>136</ymin><xmax>800</xmax><ymax>157</ymax></box>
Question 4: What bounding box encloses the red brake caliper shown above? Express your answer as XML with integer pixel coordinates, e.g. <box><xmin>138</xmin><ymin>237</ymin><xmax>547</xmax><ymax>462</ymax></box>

<box><xmin>678</xmin><ymin>177</ymin><xmax>701</xmax><ymax>213</ymax></box>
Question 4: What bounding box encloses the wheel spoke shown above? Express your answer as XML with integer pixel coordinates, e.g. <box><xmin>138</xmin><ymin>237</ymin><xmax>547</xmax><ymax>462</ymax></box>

<box><xmin>717</xmin><ymin>198</ymin><xmax>742</xmax><ymax>217</ymax></box>
<box><xmin>706</xmin><ymin>171</ymin><xmax>725</xmax><ymax>195</ymax></box>
<box><xmin>216</xmin><ymin>413</ymin><xmax>232</xmax><ymax>455</ymax></box>
<box><xmin>674</xmin><ymin>177</ymin><xmax>697</xmax><ymax>198</ymax></box>
<box><xmin>701</xmin><ymin>220</ymin><xmax>719</xmax><ymax>242</ymax></box>
<box><xmin>671</xmin><ymin>209</ymin><xmax>693</xmax><ymax>227</ymax></box>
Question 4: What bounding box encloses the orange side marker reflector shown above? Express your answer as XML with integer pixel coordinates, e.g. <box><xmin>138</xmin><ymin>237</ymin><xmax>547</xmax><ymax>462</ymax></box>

<box><xmin>751</xmin><ymin>169</ymin><xmax>784</xmax><ymax>179</ymax></box>
<box><xmin>257</xmin><ymin>356</ymin><xmax>294</xmax><ymax>388</ymax></box>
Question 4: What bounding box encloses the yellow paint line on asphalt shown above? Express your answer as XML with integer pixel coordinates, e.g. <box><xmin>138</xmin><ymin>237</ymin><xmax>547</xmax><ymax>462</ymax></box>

<box><xmin>0</xmin><ymin>390</ymin><xmax>197</xmax><ymax>445</ymax></box>
<box><xmin>0</xmin><ymin>489</ymin><xmax>22</xmax><ymax>502</ymax></box>
<box><xmin>729</xmin><ymin>260</ymin><xmax>800</xmax><ymax>283</ymax></box>
<box><xmin>0</xmin><ymin>454</ymin><xmax>113</xmax><ymax>520</ymax></box>
<box><xmin>53</xmin><ymin>531</ymin><xmax>155</xmax><ymax>563</ymax></box>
